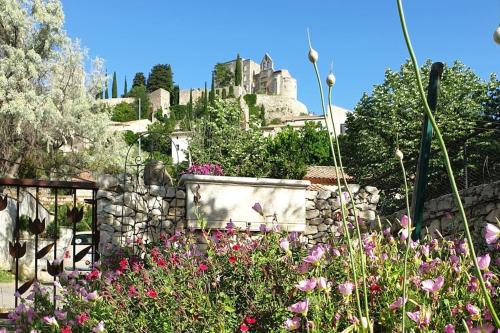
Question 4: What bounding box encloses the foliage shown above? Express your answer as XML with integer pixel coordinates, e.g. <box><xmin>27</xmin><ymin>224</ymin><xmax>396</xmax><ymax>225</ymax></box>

<box><xmin>146</xmin><ymin>64</ymin><xmax>173</xmax><ymax>93</ymax></box>
<box><xmin>17</xmin><ymin>215</ymin><xmax>30</xmax><ymax>232</ymax></box>
<box><xmin>53</xmin><ymin>203</ymin><xmax>93</xmax><ymax>232</ymax></box>
<box><xmin>221</xmin><ymin>89</ymin><xmax>227</xmax><ymax>99</ymax></box>
<box><xmin>8</xmin><ymin>219</ymin><xmax>500</xmax><ymax>332</ymax></box>
<box><xmin>111</xmin><ymin>102</ymin><xmax>136</xmax><ymax>122</ymax></box>
<box><xmin>104</xmin><ymin>83</ymin><xmax>109</xmax><ymax>99</ymax></box>
<box><xmin>45</xmin><ymin>221</ymin><xmax>61</xmax><ymax>239</ymax></box>
<box><xmin>0</xmin><ymin>270</ymin><xmax>14</xmax><ymax>283</ymax></box>
<box><xmin>132</xmin><ymin>72</ymin><xmax>146</xmax><ymax>88</ymax></box>
<box><xmin>0</xmin><ymin>0</ymin><xmax>126</xmax><ymax>177</ymax></box>
<box><xmin>128</xmin><ymin>85</ymin><xmax>150</xmax><ymax>119</ymax></box>
<box><xmin>339</xmin><ymin>60</ymin><xmax>500</xmax><ymax>214</ymax></box>
<box><xmin>243</xmin><ymin>94</ymin><xmax>257</xmax><ymax>107</ymax></box>
<box><xmin>214</xmin><ymin>63</ymin><xmax>233</xmax><ymax>87</ymax></box>
<box><xmin>111</xmin><ymin>72</ymin><xmax>117</xmax><ymax>98</ymax></box>
<box><xmin>123</xmin><ymin>76</ymin><xmax>128</xmax><ymax>97</ymax></box>
<box><xmin>228</xmin><ymin>85</ymin><xmax>235</xmax><ymax>98</ymax></box>
<box><xmin>189</xmin><ymin>99</ymin><xmax>271</xmax><ymax>177</ymax></box>
<box><xmin>235</xmin><ymin>53</ymin><xmax>242</xmax><ymax>86</ymax></box>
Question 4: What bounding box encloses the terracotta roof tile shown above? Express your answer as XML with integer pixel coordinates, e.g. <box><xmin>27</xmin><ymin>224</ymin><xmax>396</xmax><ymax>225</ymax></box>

<box><xmin>303</xmin><ymin>166</ymin><xmax>352</xmax><ymax>184</ymax></box>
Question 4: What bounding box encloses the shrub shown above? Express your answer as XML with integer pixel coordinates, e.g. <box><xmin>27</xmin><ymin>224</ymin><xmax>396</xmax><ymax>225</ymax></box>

<box><xmin>111</xmin><ymin>102</ymin><xmax>136</xmax><ymax>122</ymax></box>
<box><xmin>44</xmin><ymin>221</ymin><xmax>60</xmax><ymax>239</ymax></box>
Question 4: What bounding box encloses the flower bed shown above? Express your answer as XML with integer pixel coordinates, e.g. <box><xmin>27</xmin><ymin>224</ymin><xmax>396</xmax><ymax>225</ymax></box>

<box><xmin>4</xmin><ymin>219</ymin><xmax>499</xmax><ymax>332</ymax></box>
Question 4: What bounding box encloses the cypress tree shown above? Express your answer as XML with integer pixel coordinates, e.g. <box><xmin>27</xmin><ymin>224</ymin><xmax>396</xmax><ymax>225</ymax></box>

<box><xmin>228</xmin><ymin>85</ymin><xmax>235</xmax><ymax>98</ymax></box>
<box><xmin>112</xmin><ymin>72</ymin><xmax>117</xmax><ymax>98</ymax></box>
<box><xmin>204</xmin><ymin>81</ymin><xmax>208</xmax><ymax>115</ymax></box>
<box><xmin>235</xmin><ymin>53</ymin><xmax>242</xmax><ymax>86</ymax></box>
<box><xmin>124</xmin><ymin>76</ymin><xmax>128</xmax><ymax>97</ymax></box>
<box><xmin>132</xmin><ymin>72</ymin><xmax>146</xmax><ymax>87</ymax></box>
<box><xmin>222</xmin><ymin>89</ymin><xmax>227</xmax><ymax>99</ymax></box>
<box><xmin>166</xmin><ymin>65</ymin><xmax>174</xmax><ymax>93</ymax></box>
<box><xmin>105</xmin><ymin>82</ymin><xmax>109</xmax><ymax>99</ymax></box>
<box><xmin>209</xmin><ymin>72</ymin><xmax>215</xmax><ymax>106</ymax></box>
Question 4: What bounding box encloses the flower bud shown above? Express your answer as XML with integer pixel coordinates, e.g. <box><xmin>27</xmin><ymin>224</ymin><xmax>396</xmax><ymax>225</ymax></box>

<box><xmin>308</xmin><ymin>48</ymin><xmax>318</xmax><ymax>64</ymax></box>
<box><xmin>326</xmin><ymin>72</ymin><xmax>336</xmax><ymax>87</ymax></box>
<box><xmin>395</xmin><ymin>149</ymin><xmax>404</xmax><ymax>160</ymax></box>
<box><xmin>494</xmin><ymin>25</ymin><xmax>500</xmax><ymax>45</ymax></box>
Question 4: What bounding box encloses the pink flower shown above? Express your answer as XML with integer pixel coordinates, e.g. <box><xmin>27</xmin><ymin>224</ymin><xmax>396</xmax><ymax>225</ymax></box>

<box><xmin>280</xmin><ymin>238</ymin><xmax>290</xmax><ymax>253</ymax></box>
<box><xmin>421</xmin><ymin>276</ymin><xmax>444</xmax><ymax>293</ymax></box>
<box><xmin>316</xmin><ymin>277</ymin><xmax>330</xmax><ymax>291</ymax></box>
<box><xmin>146</xmin><ymin>289</ymin><xmax>158</xmax><ymax>298</ymax></box>
<box><xmin>444</xmin><ymin>324</ymin><xmax>455</xmax><ymax>333</ymax></box>
<box><xmin>401</xmin><ymin>215</ymin><xmax>409</xmax><ymax>228</ymax></box>
<box><xmin>284</xmin><ymin>317</ymin><xmax>301</xmax><ymax>331</ymax></box>
<box><xmin>466</xmin><ymin>303</ymin><xmax>480</xmax><ymax>317</ymax></box>
<box><xmin>469</xmin><ymin>323</ymin><xmax>495</xmax><ymax>333</ymax></box>
<box><xmin>296</xmin><ymin>278</ymin><xmax>317</xmax><ymax>292</ymax></box>
<box><xmin>484</xmin><ymin>223</ymin><xmax>499</xmax><ymax>245</ymax></box>
<box><xmin>76</xmin><ymin>312</ymin><xmax>89</xmax><ymax>325</ymax></box>
<box><xmin>197</xmin><ymin>263</ymin><xmax>209</xmax><ymax>272</ymax></box>
<box><xmin>338</xmin><ymin>282</ymin><xmax>354</xmax><ymax>296</ymax></box>
<box><xmin>252</xmin><ymin>203</ymin><xmax>264</xmax><ymax>216</ymax></box>
<box><xmin>92</xmin><ymin>321</ymin><xmax>105</xmax><ymax>332</ymax></box>
<box><xmin>86</xmin><ymin>290</ymin><xmax>98</xmax><ymax>301</ymax></box>
<box><xmin>406</xmin><ymin>309</ymin><xmax>431</xmax><ymax>327</ymax></box>
<box><xmin>240</xmin><ymin>323</ymin><xmax>249</xmax><ymax>332</ymax></box>
<box><xmin>477</xmin><ymin>253</ymin><xmax>491</xmax><ymax>270</ymax></box>
<box><xmin>303</xmin><ymin>245</ymin><xmax>325</xmax><ymax>265</ymax></box>
<box><xmin>43</xmin><ymin>316</ymin><xmax>58</xmax><ymax>327</ymax></box>
<box><xmin>389</xmin><ymin>297</ymin><xmax>406</xmax><ymax>310</ymax></box>
<box><xmin>288</xmin><ymin>299</ymin><xmax>309</xmax><ymax>315</ymax></box>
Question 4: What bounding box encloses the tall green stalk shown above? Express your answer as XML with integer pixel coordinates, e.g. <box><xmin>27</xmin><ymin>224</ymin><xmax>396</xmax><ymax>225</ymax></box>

<box><xmin>327</xmin><ymin>87</ymin><xmax>371</xmax><ymax>331</ymax></box>
<box><xmin>396</xmin><ymin>0</ymin><xmax>499</xmax><ymax>327</ymax></box>
<box><xmin>397</xmin><ymin>150</ymin><xmax>411</xmax><ymax>333</ymax></box>
<box><xmin>308</xmin><ymin>33</ymin><xmax>367</xmax><ymax>331</ymax></box>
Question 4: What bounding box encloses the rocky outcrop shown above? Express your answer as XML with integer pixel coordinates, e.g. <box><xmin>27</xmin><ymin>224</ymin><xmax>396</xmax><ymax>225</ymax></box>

<box><xmin>256</xmin><ymin>94</ymin><xmax>308</xmax><ymax>122</ymax></box>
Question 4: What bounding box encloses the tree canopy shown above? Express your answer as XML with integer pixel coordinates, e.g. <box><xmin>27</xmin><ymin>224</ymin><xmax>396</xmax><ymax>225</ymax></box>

<box><xmin>132</xmin><ymin>72</ymin><xmax>146</xmax><ymax>88</ymax></box>
<box><xmin>214</xmin><ymin>63</ymin><xmax>233</xmax><ymax>87</ymax></box>
<box><xmin>339</xmin><ymin>60</ymin><xmax>500</xmax><ymax>213</ymax></box>
<box><xmin>146</xmin><ymin>64</ymin><xmax>173</xmax><ymax>93</ymax></box>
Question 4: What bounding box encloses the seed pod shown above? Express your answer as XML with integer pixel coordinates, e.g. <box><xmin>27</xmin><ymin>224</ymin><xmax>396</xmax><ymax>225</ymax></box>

<box><xmin>494</xmin><ymin>25</ymin><xmax>500</xmax><ymax>45</ymax></box>
<box><xmin>326</xmin><ymin>72</ymin><xmax>336</xmax><ymax>87</ymax></box>
<box><xmin>308</xmin><ymin>48</ymin><xmax>318</xmax><ymax>64</ymax></box>
<box><xmin>395</xmin><ymin>149</ymin><xmax>404</xmax><ymax>160</ymax></box>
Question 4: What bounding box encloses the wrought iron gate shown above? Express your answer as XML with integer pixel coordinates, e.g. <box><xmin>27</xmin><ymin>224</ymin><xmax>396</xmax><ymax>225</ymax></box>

<box><xmin>0</xmin><ymin>178</ymin><xmax>98</xmax><ymax>317</ymax></box>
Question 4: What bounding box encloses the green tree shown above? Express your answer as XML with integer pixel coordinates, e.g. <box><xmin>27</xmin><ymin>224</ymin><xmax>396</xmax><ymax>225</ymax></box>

<box><xmin>214</xmin><ymin>63</ymin><xmax>233</xmax><ymax>87</ymax></box>
<box><xmin>112</xmin><ymin>72</ymin><xmax>117</xmax><ymax>98</ymax></box>
<box><xmin>209</xmin><ymin>73</ymin><xmax>216</xmax><ymax>106</ymax></box>
<box><xmin>111</xmin><ymin>102</ymin><xmax>136</xmax><ymax>122</ymax></box>
<box><xmin>235</xmin><ymin>54</ymin><xmax>242</xmax><ymax>86</ymax></box>
<box><xmin>228</xmin><ymin>85</ymin><xmax>235</xmax><ymax>98</ymax></box>
<box><xmin>339</xmin><ymin>60</ymin><xmax>499</xmax><ymax>213</ymax></box>
<box><xmin>172</xmin><ymin>85</ymin><xmax>180</xmax><ymax>106</ymax></box>
<box><xmin>221</xmin><ymin>89</ymin><xmax>227</xmax><ymax>99</ymax></box>
<box><xmin>132</xmin><ymin>72</ymin><xmax>146</xmax><ymax>88</ymax></box>
<box><xmin>128</xmin><ymin>85</ymin><xmax>150</xmax><ymax>119</ymax></box>
<box><xmin>147</xmin><ymin>64</ymin><xmax>173</xmax><ymax>93</ymax></box>
<box><xmin>105</xmin><ymin>82</ymin><xmax>109</xmax><ymax>99</ymax></box>
<box><xmin>123</xmin><ymin>76</ymin><xmax>128</xmax><ymax>97</ymax></box>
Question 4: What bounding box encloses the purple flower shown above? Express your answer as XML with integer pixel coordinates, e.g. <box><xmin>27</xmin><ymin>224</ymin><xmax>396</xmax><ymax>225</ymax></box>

<box><xmin>421</xmin><ymin>276</ymin><xmax>444</xmax><ymax>293</ymax></box>
<box><xmin>279</xmin><ymin>238</ymin><xmax>290</xmax><ymax>253</ymax></box>
<box><xmin>296</xmin><ymin>278</ymin><xmax>317</xmax><ymax>292</ymax></box>
<box><xmin>400</xmin><ymin>215</ymin><xmax>409</xmax><ymax>228</ymax></box>
<box><xmin>484</xmin><ymin>223</ymin><xmax>500</xmax><ymax>245</ymax></box>
<box><xmin>444</xmin><ymin>324</ymin><xmax>455</xmax><ymax>333</ymax></box>
<box><xmin>288</xmin><ymin>299</ymin><xmax>309</xmax><ymax>315</ymax></box>
<box><xmin>43</xmin><ymin>316</ymin><xmax>58</xmax><ymax>327</ymax></box>
<box><xmin>252</xmin><ymin>203</ymin><xmax>264</xmax><ymax>216</ymax></box>
<box><xmin>284</xmin><ymin>317</ymin><xmax>301</xmax><ymax>331</ymax></box>
<box><xmin>466</xmin><ymin>303</ymin><xmax>480</xmax><ymax>316</ymax></box>
<box><xmin>389</xmin><ymin>297</ymin><xmax>406</xmax><ymax>310</ymax></box>
<box><xmin>469</xmin><ymin>323</ymin><xmax>495</xmax><ymax>333</ymax></box>
<box><xmin>86</xmin><ymin>290</ymin><xmax>98</xmax><ymax>301</ymax></box>
<box><xmin>93</xmin><ymin>321</ymin><xmax>106</xmax><ymax>332</ymax></box>
<box><xmin>303</xmin><ymin>245</ymin><xmax>325</xmax><ymax>265</ymax></box>
<box><xmin>338</xmin><ymin>281</ymin><xmax>354</xmax><ymax>296</ymax></box>
<box><xmin>316</xmin><ymin>277</ymin><xmax>330</xmax><ymax>291</ymax></box>
<box><xmin>477</xmin><ymin>253</ymin><xmax>491</xmax><ymax>270</ymax></box>
<box><xmin>406</xmin><ymin>309</ymin><xmax>431</xmax><ymax>327</ymax></box>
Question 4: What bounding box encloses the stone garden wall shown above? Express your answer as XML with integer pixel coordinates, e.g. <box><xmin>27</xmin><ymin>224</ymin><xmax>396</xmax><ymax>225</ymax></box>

<box><xmin>389</xmin><ymin>181</ymin><xmax>500</xmax><ymax>243</ymax></box>
<box><xmin>304</xmin><ymin>185</ymin><xmax>380</xmax><ymax>246</ymax></box>
<box><xmin>96</xmin><ymin>173</ymin><xmax>380</xmax><ymax>251</ymax></box>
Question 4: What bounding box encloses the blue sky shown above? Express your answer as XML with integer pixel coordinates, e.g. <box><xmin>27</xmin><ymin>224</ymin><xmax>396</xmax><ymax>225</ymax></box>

<box><xmin>62</xmin><ymin>1</ymin><xmax>499</xmax><ymax>114</ymax></box>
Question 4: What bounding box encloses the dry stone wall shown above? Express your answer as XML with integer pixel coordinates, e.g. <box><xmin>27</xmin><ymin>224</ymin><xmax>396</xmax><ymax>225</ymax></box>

<box><xmin>304</xmin><ymin>185</ymin><xmax>380</xmax><ymax>246</ymax></box>
<box><xmin>389</xmin><ymin>181</ymin><xmax>500</xmax><ymax>244</ymax></box>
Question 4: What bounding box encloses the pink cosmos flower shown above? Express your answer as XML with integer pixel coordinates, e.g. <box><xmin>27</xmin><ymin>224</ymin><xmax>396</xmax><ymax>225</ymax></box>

<box><xmin>389</xmin><ymin>297</ymin><xmax>406</xmax><ymax>310</ymax></box>
<box><xmin>444</xmin><ymin>324</ymin><xmax>455</xmax><ymax>333</ymax></box>
<box><xmin>288</xmin><ymin>299</ymin><xmax>309</xmax><ymax>315</ymax></box>
<box><xmin>338</xmin><ymin>282</ymin><xmax>354</xmax><ymax>296</ymax></box>
<box><xmin>406</xmin><ymin>310</ymin><xmax>431</xmax><ymax>327</ymax></box>
<box><xmin>484</xmin><ymin>223</ymin><xmax>499</xmax><ymax>245</ymax></box>
<box><xmin>477</xmin><ymin>253</ymin><xmax>491</xmax><ymax>270</ymax></box>
<box><xmin>296</xmin><ymin>278</ymin><xmax>317</xmax><ymax>292</ymax></box>
<box><xmin>284</xmin><ymin>317</ymin><xmax>301</xmax><ymax>331</ymax></box>
<box><xmin>421</xmin><ymin>276</ymin><xmax>444</xmax><ymax>293</ymax></box>
<box><xmin>303</xmin><ymin>245</ymin><xmax>325</xmax><ymax>265</ymax></box>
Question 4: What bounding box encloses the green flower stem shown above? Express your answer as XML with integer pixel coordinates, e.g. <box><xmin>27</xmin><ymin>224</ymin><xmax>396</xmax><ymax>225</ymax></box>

<box><xmin>311</xmin><ymin>61</ymin><xmax>366</xmax><ymax>333</ymax></box>
<box><xmin>396</xmin><ymin>0</ymin><xmax>499</xmax><ymax>327</ymax></box>
<box><xmin>398</xmin><ymin>156</ymin><xmax>412</xmax><ymax>333</ymax></box>
<box><xmin>327</xmin><ymin>87</ymin><xmax>371</xmax><ymax>331</ymax></box>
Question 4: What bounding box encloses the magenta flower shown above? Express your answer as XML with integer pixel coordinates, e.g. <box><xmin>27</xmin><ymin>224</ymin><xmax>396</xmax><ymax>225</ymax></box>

<box><xmin>444</xmin><ymin>324</ymin><xmax>455</xmax><ymax>333</ymax></box>
<box><xmin>284</xmin><ymin>317</ymin><xmax>301</xmax><ymax>331</ymax></box>
<box><xmin>288</xmin><ymin>299</ymin><xmax>309</xmax><ymax>315</ymax></box>
<box><xmin>338</xmin><ymin>281</ymin><xmax>354</xmax><ymax>296</ymax></box>
<box><xmin>296</xmin><ymin>278</ymin><xmax>317</xmax><ymax>292</ymax></box>
<box><xmin>400</xmin><ymin>215</ymin><xmax>409</xmax><ymax>228</ymax></box>
<box><xmin>303</xmin><ymin>245</ymin><xmax>325</xmax><ymax>265</ymax></box>
<box><xmin>406</xmin><ymin>310</ymin><xmax>431</xmax><ymax>327</ymax></box>
<box><xmin>477</xmin><ymin>253</ymin><xmax>491</xmax><ymax>270</ymax></box>
<box><xmin>421</xmin><ymin>276</ymin><xmax>444</xmax><ymax>293</ymax></box>
<box><xmin>469</xmin><ymin>323</ymin><xmax>495</xmax><ymax>333</ymax></box>
<box><xmin>466</xmin><ymin>303</ymin><xmax>480</xmax><ymax>316</ymax></box>
<box><xmin>252</xmin><ymin>203</ymin><xmax>264</xmax><ymax>216</ymax></box>
<box><xmin>484</xmin><ymin>223</ymin><xmax>499</xmax><ymax>245</ymax></box>
<box><xmin>388</xmin><ymin>297</ymin><xmax>406</xmax><ymax>310</ymax></box>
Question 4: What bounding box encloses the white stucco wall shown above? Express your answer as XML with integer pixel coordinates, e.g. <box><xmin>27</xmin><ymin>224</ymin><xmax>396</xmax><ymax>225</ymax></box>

<box><xmin>170</xmin><ymin>132</ymin><xmax>191</xmax><ymax>164</ymax></box>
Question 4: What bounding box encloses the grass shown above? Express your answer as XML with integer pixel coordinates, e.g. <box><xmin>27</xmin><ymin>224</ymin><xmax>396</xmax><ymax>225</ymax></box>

<box><xmin>0</xmin><ymin>270</ymin><xmax>14</xmax><ymax>283</ymax></box>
